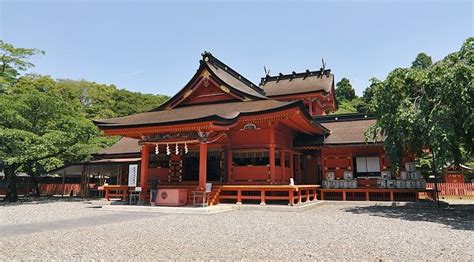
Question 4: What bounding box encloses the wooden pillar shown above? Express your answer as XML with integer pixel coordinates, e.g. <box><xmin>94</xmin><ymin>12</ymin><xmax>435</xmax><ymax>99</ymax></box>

<box><xmin>139</xmin><ymin>145</ymin><xmax>149</xmax><ymax>201</ymax></box>
<box><xmin>288</xmin><ymin>189</ymin><xmax>294</xmax><ymax>206</ymax></box>
<box><xmin>236</xmin><ymin>189</ymin><xmax>242</xmax><ymax>205</ymax></box>
<box><xmin>281</xmin><ymin>150</ymin><xmax>286</xmax><ymax>183</ymax></box>
<box><xmin>296</xmin><ymin>154</ymin><xmax>303</xmax><ymax>184</ymax></box>
<box><xmin>289</xmin><ymin>152</ymin><xmax>294</xmax><ymax>180</ymax></box>
<box><xmin>226</xmin><ymin>144</ymin><xmax>233</xmax><ymax>183</ymax></box>
<box><xmin>199</xmin><ymin>142</ymin><xmax>208</xmax><ymax>190</ymax></box>
<box><xmin>269</xmin><ymin>145</ymin><xmax>276</xmax><ymax>184</ymax></box>
<box><xmin>269</xmin><ymin>127</ymin><xmax>276</xmax><ymax>184</ymax></box>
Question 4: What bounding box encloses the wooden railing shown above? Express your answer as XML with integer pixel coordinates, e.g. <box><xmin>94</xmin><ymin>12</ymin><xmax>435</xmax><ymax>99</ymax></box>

<box><xmin>99</xmin><ymin>185</ymin><xmax>130</xmax><ymax>201</ymax></box>
<box><xmin>319</xmin><ymin>188</ymin><xmax>424</xmax><ymax>202</ymax></box>
<box><xmin>420</xmin><ymin>183</ymin><xmax>474</xmax><ymax>200</ymax></box>
<box><xmin>218</xmin><ymin>185</ymin><xmax>318</xmax><ymax>206</ymax></box>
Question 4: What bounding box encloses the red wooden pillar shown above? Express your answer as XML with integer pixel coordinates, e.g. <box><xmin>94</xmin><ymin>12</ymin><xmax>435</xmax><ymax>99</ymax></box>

<box><xmin>226</xmin><ymin>144</ymin><xmax>233</xmax><ymax>183</ymax></box>
<box><xmin>269</xmin><ymin>127</ymin><xmax>276</xmax><ymax>184</ymax></box>
<box><xmin>281</xmin><ymin>150</ymin><xmax>286</xmax><ymax>183</ymax></box>
<box><xmin>289</xmin><ymin>152</ymin><xmax>294</xmax><ymax>180</ymax></box>
<box><xmin>139</xmin><ymin>145</ymin><xmax>149</xmax><ymax>201</ymax></box>
<box><xmin>296</xmin><ymin>154</ymin><xmax>301</xmax><ymax>184</ymax></box>
<box><xmin>269</xmin><ymin>145</ymin><xmax>276</xmax><ymax>184</ymax></box>
<box><xmin>199</xmin><ymin>142</ymin><xmax>208</xmax><ymax>190</ymax></box>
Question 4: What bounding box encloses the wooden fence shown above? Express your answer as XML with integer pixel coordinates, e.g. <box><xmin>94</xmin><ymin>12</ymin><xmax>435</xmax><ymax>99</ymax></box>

<box><xmin>38</xmin><ymin>183</ymin><xmax>81</xmax><ymax>196</ymax></box>
<box><xmin>420</xmin><ymin>183</ymin><xmax>474</xmax><ymax>200</ymax></box>
<box><xmin>0</xmin><ymin>183</ymin><xmax>82</xmax><ymax>197</ymax></box>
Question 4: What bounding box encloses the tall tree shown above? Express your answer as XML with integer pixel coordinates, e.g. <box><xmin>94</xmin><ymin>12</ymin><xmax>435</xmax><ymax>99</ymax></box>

<box><xmin>411</xmin><ymin>52</ymin><xmax>433</xmax><ymax>69</ymax></box>
<box><xmin>368</xmin><ymin>38</ymin><xmax>473</xmax><ymax>175</ymax></box>
<box><xmin>335</xmin><ymin>78</ymin><xmax>356</xmax><ymax>101</ymax></box>
<box><xmin>0</xmin><ymin>87</ymin><xmax>103</xmax><ymax>202</ymax></box>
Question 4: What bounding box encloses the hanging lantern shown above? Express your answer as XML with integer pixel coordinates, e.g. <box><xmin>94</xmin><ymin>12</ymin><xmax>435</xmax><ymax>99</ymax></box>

<box><xmin>155</xmin><ymin>144</ymin><xmax>159</xmax><ymax>155</ymax></box>
<box><xmin>166</xmin><ymin>143</ymin><xmax>170</xmax><ymax>155</ymax></box>
<box><xmin>184</xmin><ymin>142</ymin><xmax>188</xmax><ymax>154</ymax></box>
<box><xmin>175</xmin><ymin>143</ymin><xmax>179</xmax><ymax>155</ymax></box>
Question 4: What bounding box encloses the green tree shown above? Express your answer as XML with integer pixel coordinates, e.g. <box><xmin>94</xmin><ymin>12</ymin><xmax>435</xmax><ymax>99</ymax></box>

<box><xmin>362</xmin><ymin>78</ymin><xmax>380</xmax><ymax>103</ymax></box>
<box><xmin>335</xmin><ymin>77</ymin><xmax>356</xmax><ymax>101</ymax></box>
<box><xmin>53</xmin><ymin>79</ymin><xmax>168</xmax><ymax>119</ymax></box>
<box><xmin>333</xmin><ymin>97</ymin><xmax>367</xmax><ymax>114</ymax></box>
<box><xmin>0</xmin><ymin>87</ymin><xmax>105</xmax><ymax>202</ymax></box>
<box><xmin>0</xmin><ymin>40</ymin><xmax>44</xmax><ymax>91</ymax></box>
<box><xmin>411</xmin><ymin>52</ymin><xmax>433</xmax><ymax>69</ymax></box>
<box><xmin>368</xmin><ymin>38</ymin><xmax>473</xmax><ymax>175</ymax></box>
<box><xmin>0</xmin><ymin>42</ymin><xmax>169</xmax><ymax>201</ymax></box>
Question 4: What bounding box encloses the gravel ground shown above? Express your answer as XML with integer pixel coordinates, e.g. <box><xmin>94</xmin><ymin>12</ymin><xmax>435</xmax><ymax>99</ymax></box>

<box><xmin>0</xmin><ymin>199</ymin><xmax>116</xmax><ymax>226</ymax></box>
<box><xmin>0</xmin><ymin>200</ymin><xmax>473</xmax><ymax>260</ymax></box>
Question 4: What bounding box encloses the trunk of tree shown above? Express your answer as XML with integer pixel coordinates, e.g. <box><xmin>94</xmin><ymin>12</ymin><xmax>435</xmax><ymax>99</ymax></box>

<box><xmin>432</xmin><ymin>152</ymin><xmax>440</xmax><ymax>207</ymax></box>
<box><xmin>4</xmin><ymin>166</ymin><xmax>18</xmax><ymax>202</ymax></box>
<box><xmin>30</xmin><ymin>175</ymin><xmax>41</xmax><ymax>197</ymax></box>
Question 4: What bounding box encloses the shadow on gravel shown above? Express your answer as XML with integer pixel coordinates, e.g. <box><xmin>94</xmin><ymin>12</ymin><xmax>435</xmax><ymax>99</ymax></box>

<box><xmin>344</xmin><ymin>202</ymin><xmax>474</xmax><ymax>231</ymax></box>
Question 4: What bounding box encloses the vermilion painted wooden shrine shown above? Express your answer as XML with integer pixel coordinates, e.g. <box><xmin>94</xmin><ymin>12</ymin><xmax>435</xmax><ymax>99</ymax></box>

<box><xmin>91</xmin><ymin>52</ymin><xmax>426</xmax><ymax>206</ymax></box>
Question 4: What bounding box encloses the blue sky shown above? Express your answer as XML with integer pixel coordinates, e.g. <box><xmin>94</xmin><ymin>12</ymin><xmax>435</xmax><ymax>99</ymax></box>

<box><xmin>1</xmin><ymin>0</ymin><xmax>472</xmax><ymax>96</ymax></box>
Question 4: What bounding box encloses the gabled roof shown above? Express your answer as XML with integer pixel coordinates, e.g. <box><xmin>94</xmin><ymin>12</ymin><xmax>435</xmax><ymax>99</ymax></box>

<box><xmin>260</xmin><ymin>69</ymin><xmax>334</xmax><ymax>97</ymax></box>
<box><xmin>204</xmin><ymin>52</ymin><xmax>267</xmax><ymax>99</ymax></box>
<box><xmin>154</xmin><ymin>52</ymin><xmax>268</xmax><ymax>111</ymax></box>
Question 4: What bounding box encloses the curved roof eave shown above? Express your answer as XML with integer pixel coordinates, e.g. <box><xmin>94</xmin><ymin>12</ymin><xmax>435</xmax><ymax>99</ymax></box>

<box><xmin>95</xmin><ymin>100</ymin><xmax>325</xmax><ymax>134</ymax></box>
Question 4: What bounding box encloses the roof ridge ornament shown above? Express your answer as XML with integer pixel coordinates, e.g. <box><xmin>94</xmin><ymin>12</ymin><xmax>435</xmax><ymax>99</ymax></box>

<box><xmin>303</xmin><ymin>69</ymin><xmax>310</xmax><ymax>80</ymax></box>
<box><xmin>264</xmin><ymin>66</ymin><xmax>270</xmax><ymax>77</ymax></box>
<box><xmin>290</xmin><ymin>71</ymin><xmax>296</xmax><ymax>81</ymax></box>
<box><xmin>202</xmin><ymin>51</ymin><xmax>212</xmax><ymax>62</ymax></box>
<box><xmin>319</xmin><ymin>58</ymin><xmax>326</xmax><ymax>78</ymax></box>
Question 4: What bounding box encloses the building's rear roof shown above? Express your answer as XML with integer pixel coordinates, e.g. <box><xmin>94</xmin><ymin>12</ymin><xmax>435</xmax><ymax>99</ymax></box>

<box><xmin>260</xmin><ymin>70</ymin><xmax>334</xmax><ymax>97</ymax></box>
<box><xmin>321</xmin><ymin>118</ymin><xmax>378</xmax><ymax>145</ymax></box>
<box><xmin>294</xmin><ymin>114</ymin><xmax>380</xmax><ymax>147</ymax></box>
<box><xmin>97</xmin><ymin>137</ymin><xmax>140</xmax><ymax>155</ymax></box>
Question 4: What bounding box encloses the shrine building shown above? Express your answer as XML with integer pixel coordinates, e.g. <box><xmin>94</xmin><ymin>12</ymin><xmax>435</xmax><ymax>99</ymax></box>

<box><xmin>91</xmin><ymin>52</ymin><xmax>424</xmax><ymax>205</ymax></box>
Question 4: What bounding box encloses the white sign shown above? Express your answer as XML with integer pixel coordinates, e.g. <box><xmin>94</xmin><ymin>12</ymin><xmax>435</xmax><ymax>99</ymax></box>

<box><xmin>128</xmin><ymin>164</ymin><xmax>138</xmax><ymax>187</ymax></box>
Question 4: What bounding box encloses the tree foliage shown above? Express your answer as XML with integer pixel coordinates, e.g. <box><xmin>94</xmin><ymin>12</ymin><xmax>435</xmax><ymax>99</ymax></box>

<box><xmin>0</xmin><ymin>40</ymin><xmax>44</xmax><ymax>92</ymax></box>
<box><xmin>335</xmin><ymin>77</ymin><xmax>356</xmax><ymax>101</ymax></box>
<box><xmin>332</xmin><ymin>78</ymin><xmax>375</xmax><ymax>115</ymax></box>
<box><xmin>0</xmin><ymin>40</ymin><xmax>168</xmax><ymax>201</ymax></box>
<box><xmin>368</xmin><ymin>38</ymin><xmax>473</xmax><ymax>171</ymax></box>
<box><xmin>411</xmin><ymin>52</ymin><xmax>433</xmax><ymax>70</ymax></box>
